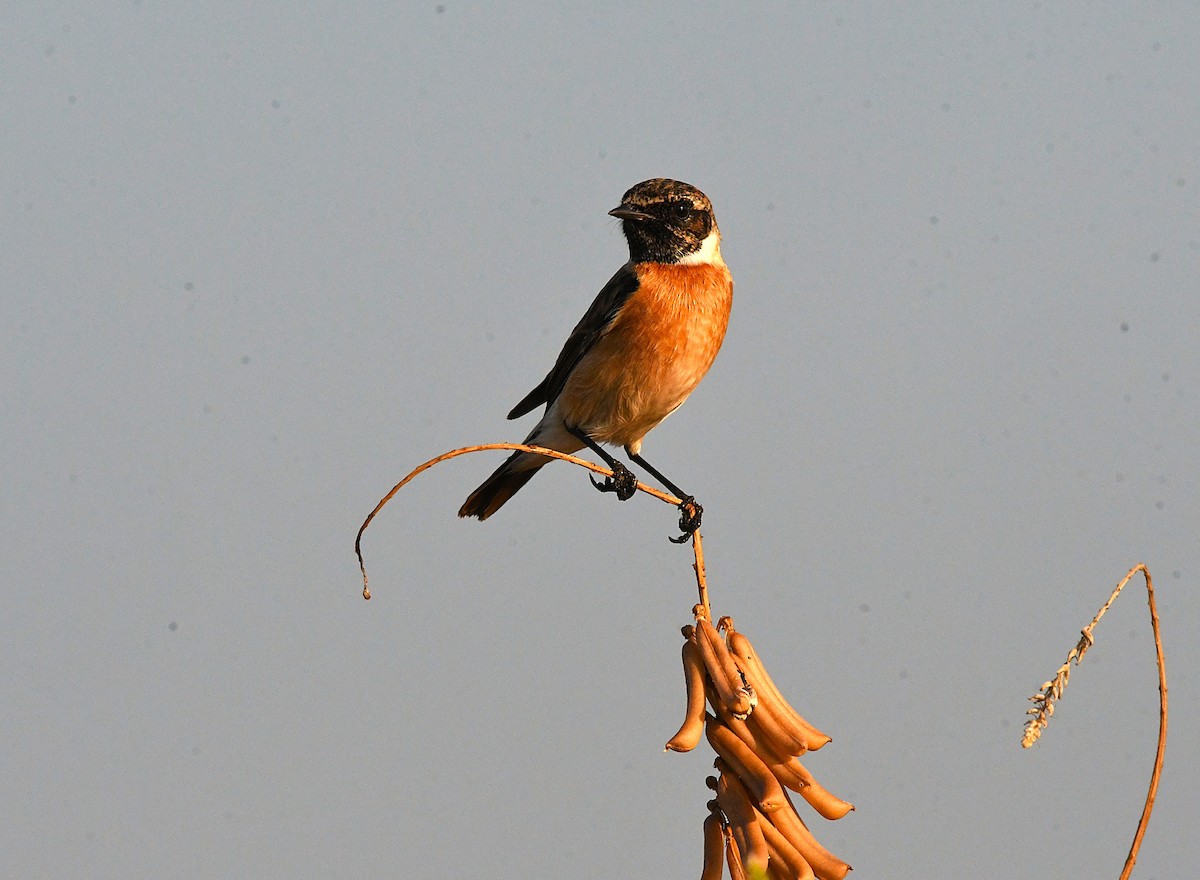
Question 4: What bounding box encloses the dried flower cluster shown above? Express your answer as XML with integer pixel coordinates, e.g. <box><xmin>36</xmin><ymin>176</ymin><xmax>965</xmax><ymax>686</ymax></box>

<box><xmin>1022</xmin><ymin>629</ymin><xmax>1094</xmax><ymax>748</ymax></box>
<box><xmin>667</xmin><ymin>608</ymin><xmax>853</xmax><ymax>880</ymax></box>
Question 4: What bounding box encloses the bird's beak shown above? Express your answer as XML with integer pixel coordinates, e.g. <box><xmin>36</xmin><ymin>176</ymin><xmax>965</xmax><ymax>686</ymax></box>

<box><xmin>608</xmin><ymin>204</ymin><xmax>654</xmax><ymax>222</ymax></box>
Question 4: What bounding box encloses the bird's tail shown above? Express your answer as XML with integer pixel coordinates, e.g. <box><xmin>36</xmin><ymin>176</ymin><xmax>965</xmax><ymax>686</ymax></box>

<box><xmin>457</xmin><ymin>450</ymin><xmax>547</xmax><ymax>520</ymax></box>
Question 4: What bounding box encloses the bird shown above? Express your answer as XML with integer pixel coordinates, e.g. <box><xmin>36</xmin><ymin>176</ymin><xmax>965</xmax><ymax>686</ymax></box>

<box><xmin>458</xmin><ymin>178</ymin><xmax>733</xmax><ymax>540</ymax></box>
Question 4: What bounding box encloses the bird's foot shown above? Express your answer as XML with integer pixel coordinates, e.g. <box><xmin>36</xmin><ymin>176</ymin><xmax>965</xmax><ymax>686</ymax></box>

<box><xmin>669</xmin><ymin>496</ymin><xmax>703</xmax><ymax>544</ymax></box>
<box><xmin>589</xmin><ymin>461</ymin><xmax>638</xmax><ymax>501</ymax></box>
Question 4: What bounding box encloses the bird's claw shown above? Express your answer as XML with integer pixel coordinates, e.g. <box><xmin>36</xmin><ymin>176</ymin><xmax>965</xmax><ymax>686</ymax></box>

<box><xmin>669</xmin><ymin>496</ymin><xmax>703</xmax><ymax>543</ymax></box>
<box><xmin>589</xmin><ymin>462</ymin><xmax>638</xmax><ymax>501</ymax></box>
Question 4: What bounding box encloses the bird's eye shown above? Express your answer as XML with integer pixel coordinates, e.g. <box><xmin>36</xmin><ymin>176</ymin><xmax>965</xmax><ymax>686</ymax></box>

<box><xmin>672</xmin><ymin>202</ymin><xmax>693</xmax><ymax>219</ymax></box>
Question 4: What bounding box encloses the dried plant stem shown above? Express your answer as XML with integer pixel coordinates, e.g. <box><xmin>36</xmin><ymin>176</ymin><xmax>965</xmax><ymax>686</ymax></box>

<box><xmin>1021</xmin><ymin>564</ymin><xmax>1167</xmax><ymax>880</ymax></box>
<box><xmin>692</xmin><ymin>529</ymin><xmax>711</xmax><ymax>622</ymax></box>
<box><xmin>354</xmin><ymin>442</ymin><xmax>695</xmax><ymax>599</ymax></box>
<box><xmin>1121</xmin><ymin>565</ymin><xmax>1166</xmax><ymax>880</ymax></box>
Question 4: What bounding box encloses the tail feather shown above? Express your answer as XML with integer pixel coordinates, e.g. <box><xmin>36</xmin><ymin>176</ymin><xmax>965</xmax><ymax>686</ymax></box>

<box><xmin>458</xmin><ymin>452</ymin><xmax>546</xmax><ymax>520</ymax></box>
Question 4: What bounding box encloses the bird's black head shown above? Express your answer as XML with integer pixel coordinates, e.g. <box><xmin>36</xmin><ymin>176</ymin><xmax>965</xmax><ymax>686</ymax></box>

<box><xmin>609</xmin><ymin>178</ymin><xmax>719</xmax><ymax>265</ymax></box>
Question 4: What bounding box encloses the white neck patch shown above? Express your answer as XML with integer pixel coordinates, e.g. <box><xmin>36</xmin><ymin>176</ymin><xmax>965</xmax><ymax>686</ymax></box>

<box><xmin>676</xmin><ymin>228</ymin><xmax>724</xmax><ymax>266</ymax></box>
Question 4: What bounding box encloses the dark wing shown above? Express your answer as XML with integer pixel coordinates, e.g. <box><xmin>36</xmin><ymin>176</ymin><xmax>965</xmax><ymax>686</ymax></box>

<box><xmin>507</xmin><ymin>263</ymin><xmax>640</xmax><ymax>420</ymax></box>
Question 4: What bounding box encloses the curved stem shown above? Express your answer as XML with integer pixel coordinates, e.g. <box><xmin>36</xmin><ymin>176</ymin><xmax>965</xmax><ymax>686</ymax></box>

<box><xmin>1119</xmin><ymin>564</ymin><xmax>1167</xmax><ymax>880</ymax></box>
<box><xmin>354</xmin><ymin>442</ymin><xmax>692</xmax><ymax>599</ymax></box>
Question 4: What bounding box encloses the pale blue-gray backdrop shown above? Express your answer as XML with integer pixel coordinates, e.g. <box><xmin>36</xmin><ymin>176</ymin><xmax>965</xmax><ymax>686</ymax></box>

<box><xmin>5</xmin><ymin>3</ymin><xmax>1196</xmax><ymax>877</ymax></box>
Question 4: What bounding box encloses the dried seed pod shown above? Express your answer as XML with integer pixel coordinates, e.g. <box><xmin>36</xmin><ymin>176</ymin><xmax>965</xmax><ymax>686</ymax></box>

<box><xmin>705</xmin><ymin>714</ymin><xmax>786</xmax><ymax>813</ymax></box>
<box><xmin>710</xmin><ymin>683</ymin><xmax>791</xmax><ymax>767</ymax></box>
<box><xmin>724</xmin><ymin>825</ymin><xmax>749</xmax><ymax>880</ymax></box>
<box><xmin>695</xmin><ymin>617</ymin><xmax>753</xmax><ymax>717</ymax></box>
<box><xmin>744</xmin><ymin>694</ymin><xmax>810</xmax><ymax>758</ymax></box>
<box><xmin>729</xmin><ymin>631</ymin><xmax>830</xmax><ymax>750</ymax></box>
<box><xmin>717</xmin><ymin>771</ymin><xmax>769</xmax><ymax>872</ymax></box>
<box><xmin>785</xmin><ymin>759</ymin><xmax>854</xmax><ymax>820</ymax></box>
<box><xmin>700</xmin><ymin>811</ymin><xmax>725</xmax><ymax>880</ymax></box>
<box><xmin>666</xmin><ymin>639</ymin><xmax>708</xmax><ymax>752</ymax></box>
<box><xmin>763</xmin><ymin>792</ymin><xmax>851</xmax><ymax>880</ymax></box>
<box><xmin>769</xmin><ymin>758</ymin><xmax>808</xmax><ymax>792</ymax></box>
<box><xmin>754</xmin><ymin>802</ymin><xmax>815</xmax><ymax>880</ymax></box>
<box><xmin>766</xmin><ymin>856</ymin><xmax>803</xmax><ymax>880</ymax></box>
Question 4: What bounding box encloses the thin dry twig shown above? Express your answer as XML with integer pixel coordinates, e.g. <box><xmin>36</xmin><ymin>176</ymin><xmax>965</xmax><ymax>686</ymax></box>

<box><xmin>692</xmin><ymin>529</ymin><xmax>710</xmax><ymax>622</ymax></box>
<box><xmin>354</xmin><ymin>442</ymin><xmax>695</xmax><ymax>600</ymax></box>
<box><xmin>1021</xmin><ymin>564</ymin><xmax>1167</xmax><ymax>880</ymax></box>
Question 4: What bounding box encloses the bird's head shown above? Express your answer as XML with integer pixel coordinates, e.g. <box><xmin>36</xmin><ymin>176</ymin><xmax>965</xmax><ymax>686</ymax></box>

<box><xmin>609</xmin><ymin>178</ymin><xmax>720</xmax><ymax>265</ymax></box>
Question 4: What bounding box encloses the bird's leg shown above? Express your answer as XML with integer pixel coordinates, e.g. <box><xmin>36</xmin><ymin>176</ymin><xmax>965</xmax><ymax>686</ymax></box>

<box><xmin>627</xmin><ymin>450</ymin><xmax>703</xmax><ymax>542</ymax></box>
<box><xmin>567</xmin><ymin>426</ymin><xmax>637</xmax><ymax>501</ymax></box>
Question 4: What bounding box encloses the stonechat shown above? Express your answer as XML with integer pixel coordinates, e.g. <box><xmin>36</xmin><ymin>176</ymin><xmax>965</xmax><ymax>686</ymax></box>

<box><xmin>458</xmin><ymin>178</ymin><xmax>733</xmax><ymax>540</ymax></box>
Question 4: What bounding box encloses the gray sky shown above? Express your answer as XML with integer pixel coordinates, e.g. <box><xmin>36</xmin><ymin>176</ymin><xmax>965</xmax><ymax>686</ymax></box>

<box><xmin>4</xmin><ymin>3</ymin><xmax>1197</xmax><ymax>877</ymax></box>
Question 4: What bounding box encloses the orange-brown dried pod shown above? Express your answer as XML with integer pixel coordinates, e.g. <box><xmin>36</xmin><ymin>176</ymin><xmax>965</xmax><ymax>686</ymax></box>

<box><xmin>717</xmin><ymin>771</ymin><xmax>769</xmax><ymax>872</ymax></box>
<box><xmin>728</xmin><ymin>631</ymin><xmax>831</xmax><ymax>750</ymax></box>
<box><xmin>785</xmin><ymin>759</ymin><xmax>855</xmax><ymax>820</ymax></box>
<box><xmin>708</xmin><ymin>682</ymin><xmax>791</xmax><ymax>767</ymax></box>
<box><xmin>705</xmin><ymin>714</ymin><xmax>786</xmax><ymax>813</ymax></box>
<box><xmin>700</xmin><ymin>811</ymin><xmax>724</xmax><ymax>880</ymax></box>
<box><xmin>724</xmin><ymin>825</ymin><xmax>749</xmax><ymax>880</ymax></box>
<box><xmin>695</xmin><ymin>617</ymin><xmax>752</xmax><ymax>717</ymax></box>
<box><xmin>744</xmin><ymin>695</ymin><xmax>809</xmax><ymax>758</ymax></box>
<box><xmin>666</xmin><ymin>639</ymin><xmax>708</xmax><ymax>752</ymax></box>
<box><xmin>767</xmin><ymin>858</ymin><xmax>799</xmax><ymax>880</ymax></box>
<box><xmin>769</xmin><ymin>758</ymin><xmax>808</xmax><ymax>792</ymax></box>
<box><xmin>755</xmin><ymin>801</ymin><xmax>815</xmax><ymax>880</ymax></box>
<box><xmin>764</xmin><ymin>793</ymin><xmax>851</xmax><ymax>880</ymax></box>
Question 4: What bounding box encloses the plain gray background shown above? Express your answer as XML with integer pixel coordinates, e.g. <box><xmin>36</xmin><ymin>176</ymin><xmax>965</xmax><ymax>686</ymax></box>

<box><xmin>4</xmin><ymin>3</ymin><xmax>1196</xmax><ymax>877</ymax></box>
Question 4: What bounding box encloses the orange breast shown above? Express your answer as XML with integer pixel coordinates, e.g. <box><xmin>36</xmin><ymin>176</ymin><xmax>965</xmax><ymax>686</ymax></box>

<box><xmin>557</xmin><ymin>261</ymin><xmax>733</xmax><ymax>450</ymax></box>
